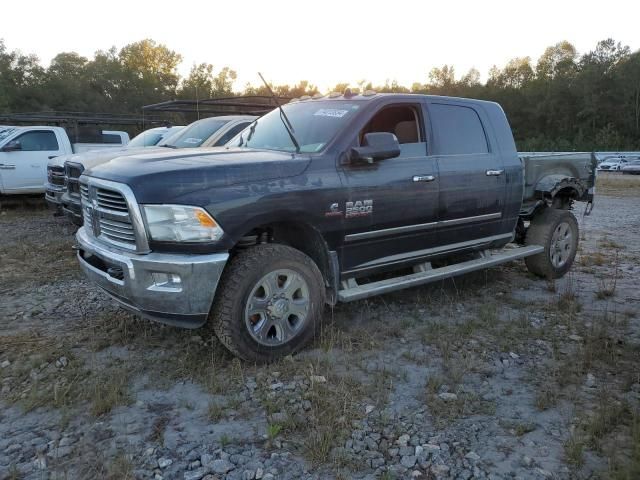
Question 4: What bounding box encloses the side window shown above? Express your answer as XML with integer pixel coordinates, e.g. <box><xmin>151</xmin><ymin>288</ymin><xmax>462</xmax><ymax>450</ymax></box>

<box><xmin>214</xmin><ymin>122</ymin><xmax>251</xmax><ymax>146</ymax></box>
<box><xmin>360</xmin><ymin>105</ymin><xmax>426</xmax><ymax>158</ymax></box>
<box><xmin>429</xmin><ymin>104</ymin><xmax>488</xmax><ymax>155</ymax></box>
<box><xmin>14</xmin><ymin>131</ymin><xmax>60</xmax><ymax>151</ymax></box>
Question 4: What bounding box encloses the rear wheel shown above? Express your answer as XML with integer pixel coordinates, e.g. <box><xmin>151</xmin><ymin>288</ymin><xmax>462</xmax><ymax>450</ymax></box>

<box><xmin>524</xmin><ymin>208</ymin><xmax>579</xmax><ymax>279</ymax></box>
<box><xmin>210</xmin><ymin>244</ymin><xmax>325</xmax><ymax>363</ymax></box>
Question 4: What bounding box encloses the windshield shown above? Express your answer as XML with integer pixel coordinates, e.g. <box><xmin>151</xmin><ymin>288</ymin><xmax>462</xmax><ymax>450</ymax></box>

<box><xmin>161</xmin><ymin>119</ymin><xmax>229</xmax><ymax>148</ymax></box>
<box><xmin>128</xmin><ymin>130</ymin><xmax>166</xmax><ymax>148</ymax></box>
<box><xmin>0</xmin><ymin>128</ymin><xmax>17</xmax><ymax>143</ymax></box>
<box><xmin>232</xmin><ymin>100</ymin><xmax>362</xmax><ymax>153</ymax></box>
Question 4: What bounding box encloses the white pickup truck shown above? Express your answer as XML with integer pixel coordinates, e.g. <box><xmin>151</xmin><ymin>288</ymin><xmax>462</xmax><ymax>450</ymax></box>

<box><xmin>0</xmin><ymin>126</ymin><xmax>129</xmax><ymax>195</ymax></box>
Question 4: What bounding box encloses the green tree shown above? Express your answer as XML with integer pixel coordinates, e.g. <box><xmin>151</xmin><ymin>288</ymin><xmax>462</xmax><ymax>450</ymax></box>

<box><xmin>118</xmin><ymin>39</ymin><xmax>182</xmax><ymax>108</ymax></box>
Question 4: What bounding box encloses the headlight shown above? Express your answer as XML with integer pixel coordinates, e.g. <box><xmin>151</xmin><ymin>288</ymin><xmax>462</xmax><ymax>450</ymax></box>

<box><xmin>142</xmin><ymin>205</ymin><xmax>224</xmax><ymax>242</ymax></box>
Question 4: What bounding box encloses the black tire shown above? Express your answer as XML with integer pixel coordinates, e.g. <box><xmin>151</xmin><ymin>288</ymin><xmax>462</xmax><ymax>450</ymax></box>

<box><xmin>210</xmin><ymin>244</ymin><xmax>325</xmax><ymax>363</ymax></box>
<box><xmin>524</xmin><ymin>208</ymin><xmax>579</xmax><ymax>279</ymax></box>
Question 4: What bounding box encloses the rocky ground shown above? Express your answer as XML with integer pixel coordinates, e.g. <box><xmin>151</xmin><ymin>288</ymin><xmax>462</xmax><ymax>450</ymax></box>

<box><xmin>1</xmin><ymin>173</ymin><xmax>639</xmax><ymax>480</ymax></box>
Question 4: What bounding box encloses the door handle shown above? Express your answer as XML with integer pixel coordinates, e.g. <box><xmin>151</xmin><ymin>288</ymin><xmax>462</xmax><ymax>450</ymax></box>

<box><xmin>48</xmin><ymin>156</ymin><xmax>58</xmax><ymax>160</ymax></box>
<box><xmin>486</xmin><ymin>169</ymin><xmax>504</xmax><ymax>176</ymax></box>
<box><xmin>412</xmin><ymin>175</ymin><xmax>436</xmax><ymax>183</ymax></box>
<box><xmin>0</xmin><ymin>164</ymin><xmax>16</xmax><ymax>170</ymax></box>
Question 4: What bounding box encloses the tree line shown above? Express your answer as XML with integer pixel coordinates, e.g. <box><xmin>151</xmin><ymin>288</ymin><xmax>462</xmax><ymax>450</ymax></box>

<box><xmin>1</xmin><ymin>38</ymin><xmax>638</xmax><ymax>150</ymax></box>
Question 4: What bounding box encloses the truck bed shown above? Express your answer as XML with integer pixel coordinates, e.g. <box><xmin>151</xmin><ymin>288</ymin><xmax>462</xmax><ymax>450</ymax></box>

<box><xmin>519</xmin><ymin>152</ymin><xmax>597</xmax><ymax>213</ymax></box>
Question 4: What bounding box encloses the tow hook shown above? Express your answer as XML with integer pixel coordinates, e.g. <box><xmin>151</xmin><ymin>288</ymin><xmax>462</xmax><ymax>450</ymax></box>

<box><xmin>107</xmin><ymin>267</ymin><xmax>124</xmax><ymax>280</ymax></box>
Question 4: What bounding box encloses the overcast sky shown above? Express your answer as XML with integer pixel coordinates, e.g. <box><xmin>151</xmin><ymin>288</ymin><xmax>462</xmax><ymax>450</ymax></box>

<box><xmin>3</xmin><ymin>0</ymin><xmax>638</xmax><ymax>91</ymax></box>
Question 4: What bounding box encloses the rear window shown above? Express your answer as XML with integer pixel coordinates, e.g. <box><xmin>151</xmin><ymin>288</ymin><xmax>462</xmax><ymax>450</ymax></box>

<box><xmin>102</xmin><ymin>133</ymin><xmax>123</xmax><ymax>144</ymax></box>
<box><xmin>429</xmin><ymin>104</ymin><xmax>488</xmax><ymax>155</ymax></box>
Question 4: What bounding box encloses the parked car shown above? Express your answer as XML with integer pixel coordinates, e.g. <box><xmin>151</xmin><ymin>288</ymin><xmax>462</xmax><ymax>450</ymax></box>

<box><xmin>75</xmin><ymin>93</ymin><xmax>595</xmax><ymax>362</ymax></box>
<box><xmin>621</xmin><ymin>160</ymin><xmax>640</xmax><ymax>175</ymax></box>
<box><xmin>0</xmin><ymin>126</ymin><xmax>129</xmax><ymax>195</ymax></box>
<box><xmin>46</xmin><ymin>126</ymin><xmax>184</xmax><ymax>212</ymax></box>
<box><xmin>597</xmin><ymin>157</ymin><xmax>628</xmax><ymax>171</ymax></box>
<box><xmin>61</xmin><ymin>116</ymin><xmax>255</xmax><ymax>224</ymax></box>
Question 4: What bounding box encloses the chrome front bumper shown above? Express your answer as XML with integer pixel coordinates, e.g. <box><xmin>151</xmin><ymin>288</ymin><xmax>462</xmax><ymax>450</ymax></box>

<box><xmin>61</xmin><ymin>192</ymin><xmax>83</xmax><ymax>225</ymax></box>
<box><xmin>76</xmin><ymin>227</ymin><xmax>229</xmax><ymax>328</ymax></box>
<box><xmin>45</xmin><ymin>183</ymin><xmax>64</xmax><ymax>209</ymax></box>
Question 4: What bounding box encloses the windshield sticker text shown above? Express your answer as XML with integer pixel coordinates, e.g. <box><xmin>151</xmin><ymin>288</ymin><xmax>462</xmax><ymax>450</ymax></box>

<box><xmin>182</xmin><ymin>138</ymin><xmax>202</xmax><ymax>144</ymax></box>
<box><xmin>313</xmin><ymin>109</ymin><xmax>349</xmax><ymax>118</ymax></box>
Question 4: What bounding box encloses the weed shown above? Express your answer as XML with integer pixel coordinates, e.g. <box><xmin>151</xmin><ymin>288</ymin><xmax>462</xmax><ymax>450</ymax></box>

<box><xmin>148</xmin><ymin>416</ymin><xmax>168</xmax><ymax>444</ymax></box>
<box><xmin>535</xmin><ymin>385</ymin><xmax>560</xmax><ymax>411</ymax></box>
<box><xmin>267</xmin><ymin>423</ymin><xmax>283</xmax><ymax>440</ymax></box>
<box><xmin>220</xmin><ymin>433</ymin><xmax>231</xmax><ymax>447</ymax></box>
<box><xmin>89</xmin><ymin>367</ymin><xmax>132</xmax><ymax>416</ymax></box>
<box><xmin>208</xmin><ymin>401</ymin><xmax>226</xmax><ymax>422</ymax></box>
<box><xmin>564</xmin><ymin>432</ymin><xmax>585</xmax><ymax>466</ymax></box>
<box><xmin>7</xmin><ymin>464</ymin><xmax>20</xmax><ymax>480</ymax></box>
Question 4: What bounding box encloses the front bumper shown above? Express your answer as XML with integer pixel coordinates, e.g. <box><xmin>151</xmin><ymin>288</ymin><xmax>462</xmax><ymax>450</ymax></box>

<box><xmin>45</xmin><ymin>183</ymin><xmax>64</xmax><ymax>210</ymax></box>
<box><xmin>76</xmin><ymin>227</ymin><xmax>229</xmax><ymax>328</ymax></box>
<box><xmin>61</xmin><ymin>192</ymin><xmax>83</xmax><ymax>225</ymax></box>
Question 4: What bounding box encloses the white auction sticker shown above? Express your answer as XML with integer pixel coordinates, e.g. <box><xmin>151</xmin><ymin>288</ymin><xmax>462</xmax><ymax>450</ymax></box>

<box><xmin>313</xmin><ymin>109</ymin><xmax>349</xmax><ymax>118</ymax></box>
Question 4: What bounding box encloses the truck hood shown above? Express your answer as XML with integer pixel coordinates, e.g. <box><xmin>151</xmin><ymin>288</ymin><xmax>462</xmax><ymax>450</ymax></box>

<box><xmin>85</xmin><ymin>147</ymin><xmax>311</xmax><ymax>203</ymax></box>
<box><xmin>64</xmin><ymin>146</ymin><xmax>166</xmax><ymax>170</ymax></box>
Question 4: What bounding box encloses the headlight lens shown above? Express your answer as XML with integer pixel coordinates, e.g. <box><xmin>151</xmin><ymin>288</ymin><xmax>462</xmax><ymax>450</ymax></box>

<box><xmin>142</xmin><ymin>205</ymin><xmax>224</xmax><ymax>242</ymax></box>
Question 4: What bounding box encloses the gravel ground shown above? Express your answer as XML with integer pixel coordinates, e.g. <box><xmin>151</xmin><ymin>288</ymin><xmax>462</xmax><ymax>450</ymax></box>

<box><xmin>1</xmin><ymin>174</ymin><xmax>639</xmax><ymax>480</ymax></box>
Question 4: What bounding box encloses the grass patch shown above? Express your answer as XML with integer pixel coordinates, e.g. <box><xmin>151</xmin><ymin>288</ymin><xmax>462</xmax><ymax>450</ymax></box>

<box><xmin>596</xmin><ymin>173</ymin><xmax>640</xmax><ymax>197</ymax></box>
<box><xmin>89</xmin><ymin>369</ymin><xmax>133</xmax><ymax>416</ymax></box>
<box><xmin>564</xmin><ymin>432</ymin><xmax>585</xmax><ymax>466</ymax></box>
<box><xmin>208</xmin><ymin>401</ymin><xmax>226</xmax><ymax>422</ymax></box>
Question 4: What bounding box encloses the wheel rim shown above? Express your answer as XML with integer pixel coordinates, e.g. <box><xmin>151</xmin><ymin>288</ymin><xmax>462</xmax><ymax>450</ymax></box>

<box><xmin>550</xmin><ymin>221</ymin><xmax>573</xmax><ymax>268</ymax></box>
<box><xmin>244</xmin><ymin>269</ymin><xmax>310</xmax><ymax>347</ymax></box>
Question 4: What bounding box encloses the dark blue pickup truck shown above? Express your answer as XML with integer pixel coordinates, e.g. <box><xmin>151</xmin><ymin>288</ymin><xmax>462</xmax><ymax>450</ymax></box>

<box><xmin>76</xmin><ymin>92</ymin><xmax>595</xmax><ymax>361</ymax></box>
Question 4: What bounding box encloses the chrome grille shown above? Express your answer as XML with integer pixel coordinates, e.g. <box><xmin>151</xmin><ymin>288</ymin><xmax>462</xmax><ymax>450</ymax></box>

<box><xmin>65</xmin><ymin>162</ymin><xmax>85</xmax><ymax>198</ymax></box>
<box><xmin>65</xmin><ymin>162</ymin><xmax>84</xmax><ymax>179</ymax></box>
<box><xmin>48</xmin><ymin>166</ymin><xmax>65</xmax><ymax>186</ymax></box>
<box><xmin>81</xmin><ymin>181</ymin><xmax>138</xmax><ymax>250</ymax></box>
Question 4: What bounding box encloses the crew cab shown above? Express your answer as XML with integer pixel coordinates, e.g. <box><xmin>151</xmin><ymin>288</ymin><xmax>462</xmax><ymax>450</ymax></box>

<box><xmin>45</xmin><ymin>126</ymin><xmax>184</xmax><ymax>213</ymax></box>
<box><xmin>75</xmin><ymin>92</ymin><xmax>595</xmax><ymax>362</ymax></box>
<box><xmin>0</xmin><ymin>126</ymin><xmax>129</xmax><ymax>195</ymax></box>
<box><xmin>59</xmin><ymin>116</ymin><xmax>254</xmax><ymax>224</ymax></box>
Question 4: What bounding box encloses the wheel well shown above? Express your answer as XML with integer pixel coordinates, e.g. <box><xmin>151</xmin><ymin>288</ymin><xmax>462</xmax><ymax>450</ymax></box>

<box><xmin>550</xmin><ymin>186</ymin><xmax>579</xmax><ymax>209</ymax></box>
<box><xmin>233</xmin><ymin>222</ymin><xmax>334</xmax><ymax>290</ymax></box>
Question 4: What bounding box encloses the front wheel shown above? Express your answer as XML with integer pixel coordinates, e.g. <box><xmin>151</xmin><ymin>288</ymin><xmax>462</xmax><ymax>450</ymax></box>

<box><xmin>210</xmin><ymin>244</ymin><xmax>325</xmax><ymax>363</ymax></box>
<box><xmin>524</xmin><ymin>208</ymin><xmax>579</xmax><ymax>279</ymax></box>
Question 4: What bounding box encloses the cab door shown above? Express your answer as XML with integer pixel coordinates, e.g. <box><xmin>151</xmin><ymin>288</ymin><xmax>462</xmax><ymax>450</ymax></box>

<box><xmin>338</xmin><ymin>101</ymin><xmax>439</xmax><ymax>275</ymax></box>
<box><xmin>0</xmin><ymin>130</ymin><xmax>63</xmax><ymax>192</ymax></box>
<box><xmin>426</xmin><ymin>101</ymin><xmax>508</xmax><ymax>246</ymax></box>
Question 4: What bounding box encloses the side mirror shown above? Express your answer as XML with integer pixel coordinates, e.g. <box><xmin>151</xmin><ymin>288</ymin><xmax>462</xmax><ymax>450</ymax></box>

<box><xmin>1</xmin><ymin>141</ymin><xmax>21</xmax><ymax>152</ymax></box>
<box><xmin>348</xmin><ymin>132</ymin><xmax>400</xmax><ymax>164</ymax></box>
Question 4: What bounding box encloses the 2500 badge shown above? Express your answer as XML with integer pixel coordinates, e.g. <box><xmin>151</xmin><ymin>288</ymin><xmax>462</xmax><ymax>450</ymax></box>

<box><xmin>324</xmin><ymin>199</ymin><xmax>373</xmax><ymax>218</ymax></box>
<box><xmin>346</xmin><ymin>200</ymin><xmax>373</xmax><ymax>218</ymax></box>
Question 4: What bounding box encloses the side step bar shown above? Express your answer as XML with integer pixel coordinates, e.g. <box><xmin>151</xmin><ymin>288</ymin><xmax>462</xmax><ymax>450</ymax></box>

<box><xmin>337</xmin><ymin>245</ymin><xmax>544</xmax><ymax>302</ymax></box>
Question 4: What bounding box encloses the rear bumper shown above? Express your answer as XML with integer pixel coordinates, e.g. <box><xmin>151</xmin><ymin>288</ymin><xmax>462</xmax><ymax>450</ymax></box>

<box><xmin>76</xmin><ymin>227</ymin><xmax>229</xmax><ymax>328</ymax></box>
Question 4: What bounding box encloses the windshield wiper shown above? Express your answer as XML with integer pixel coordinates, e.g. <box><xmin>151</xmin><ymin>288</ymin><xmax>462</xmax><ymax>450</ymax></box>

<box><xmin>258</xmin><ymin>72</ymin><xmax>300</xmax><ymax>153</ymax></box>
<box><xmin>240</xmin><ymin>121</ymin><xmax>257</xmax><ymax>147</ymax></box>
<box><xmin>161</xmin><ymin>144</ymin><xmax>178</xmax><ymax>149</ymax></box>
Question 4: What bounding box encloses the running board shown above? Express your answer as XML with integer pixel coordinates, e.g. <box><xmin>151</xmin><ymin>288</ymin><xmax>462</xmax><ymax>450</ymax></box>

<box><xmin>337</xmin><ymin>245</ymin><xmax>544</xmax><ymax>302</ymax></box>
